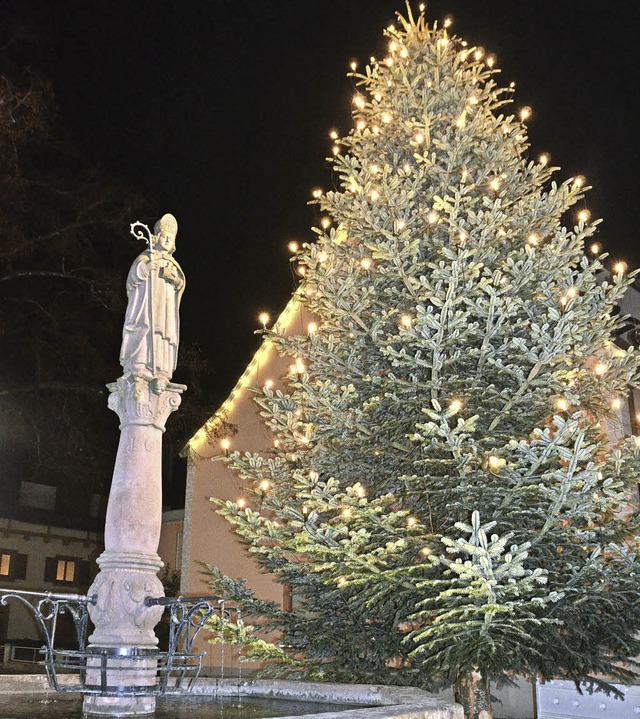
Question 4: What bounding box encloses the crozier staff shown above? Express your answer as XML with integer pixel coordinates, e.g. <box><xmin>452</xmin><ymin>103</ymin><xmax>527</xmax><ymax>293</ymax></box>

<box><xmin>120</xmin><ymin>213</ymin><xmax>185</xmax><ymax>388</ymax></box>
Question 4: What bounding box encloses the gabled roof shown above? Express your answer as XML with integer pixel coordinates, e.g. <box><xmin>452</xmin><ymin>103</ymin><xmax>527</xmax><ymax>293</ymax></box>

<box><xmin>186</xmin><ymin>290</ymin><xmax>304</xmax><ymax>455</ymax></box>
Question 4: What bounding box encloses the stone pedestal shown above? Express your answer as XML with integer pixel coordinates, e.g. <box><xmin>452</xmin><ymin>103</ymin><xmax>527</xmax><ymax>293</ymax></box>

<box><xmin>83</xmin><ymin>376</ymin><xmax>185</xmax><ymax>716</ymax></box>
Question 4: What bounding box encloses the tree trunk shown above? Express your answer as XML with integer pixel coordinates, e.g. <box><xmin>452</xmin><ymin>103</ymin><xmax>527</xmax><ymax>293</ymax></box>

<box><xmin>455</xmin><ymin>670</ymin><xmax>493</xmax><ymax>719</ymax></box>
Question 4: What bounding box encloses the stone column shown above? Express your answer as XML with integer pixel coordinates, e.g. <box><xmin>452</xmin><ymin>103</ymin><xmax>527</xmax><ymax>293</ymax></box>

<box><xmin>83</xmin><ymin>375</ymin><xmax>185</xmax><ymax>716</ymax></box>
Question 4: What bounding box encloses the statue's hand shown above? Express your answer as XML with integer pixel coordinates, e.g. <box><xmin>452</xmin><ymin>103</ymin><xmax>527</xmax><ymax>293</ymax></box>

<box><xmin>159</xmin><ymin>263</ymin><xmax>183</xmax><ymax>287</ymax></box>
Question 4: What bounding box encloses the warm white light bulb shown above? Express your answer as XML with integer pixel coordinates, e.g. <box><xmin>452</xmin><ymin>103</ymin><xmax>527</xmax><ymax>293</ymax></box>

<box><xmin>353</xmin><ymin>94</ymin><xmax>366</xmax><ymax>109</ymax></box>
<box><xmin>400</xmin><ymin>315</ymin><xmax>413</xmax><ymax>328</ymax></box>
<box><xmin>427</xmin><ymin>210</ymin><xmax>439</xmax><ymax>224</ymax></box>
<box><xmin>519</xmin><ymin>106</ymin><xmax>532</xmax><ymax>121</ymax></box>
<box><xmin>221</xmin><ymin>438</ymin><xmax>231</xmax><ymax>451</ymax></box>
<box><xmin>308</xmin><ymin>322</ymin><xmax>318</xmax><ymax>334</ymax></box>
<box><xmin>556</xmin><ymin>398</ymin><xmax>569</xmax><ymax>412</ymax></box>
<box><xmin>288</xmin><ymin>241</ymin><xmax>299</xmax><ymax>253</ymax></box>
<box><xmin>577</xmin><ymin>209</ymin><xmax>590</xmax><ymax>223</ymax></box>
<box><xmin>259</xmin><ymin>480</ymin><xmax>270</xmax><ymax>492</ymax></box>
<box><xmin>611</xmin><ymin>398</ymin><xmax>623</xmax><ymax>411</ymax></box>
<box><xmin>259</xmin><ymin>312</ymin><xmax>270</xmax><ymax>327</ymax></box>
<box><xmin>443</xmin><ymin>14</ymin><xmax>453</xmax><ymax>28</ymax></box>
<box><xmin>329</xmin><ymin>129</ymin><xmax>338</xmax><ymax>140</ymax></box>
<box><xmin>312</xmin><ymin>188</ymin><xmax>323</xmax><ymax>199</ymax></box>
<box><xmin>321</xmin><ymin>217</ymin><xmax>331</xmax><ymax>229</ymax></box>
<box><xmin>449</xmin><ymin>399</ymin><xmax>463</xmax><ymax>414</ymax></box>
<box><xmin>590</xmin><ymin>242</ymin><xmax>601</xmax><ymax>255</ymax></box>
<box><xmin>613</xmin><ymin>261</ymin><xmax>627</xmax><ymax>274</ymax></box>
<box><xmin>360</xmin><ymin>257</ymin><xmax>372</xmax><ymax>270</ymax></box>
<box><xmin>527</xmin><ymin>233</ymin><xmax>540</xmax><ymax>246</ymax></box>
<box><xmin>539</xmin><ymin>153</ymin><xmax>550</xmax><ymax>166</ymax></box>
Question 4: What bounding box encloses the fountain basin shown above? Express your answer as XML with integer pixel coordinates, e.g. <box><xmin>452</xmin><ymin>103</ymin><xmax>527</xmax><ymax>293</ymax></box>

<box><xmin>0</xmin><ymin>675</ymin><xmax>462</xmax><ymax>718</ymax></box>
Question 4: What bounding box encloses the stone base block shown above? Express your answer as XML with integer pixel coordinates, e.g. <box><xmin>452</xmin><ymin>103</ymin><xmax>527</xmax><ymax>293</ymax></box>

<box><xmin>83</xmin><ymin>694</ymin><xmax>156</xmax><ymax>716</ymax></box>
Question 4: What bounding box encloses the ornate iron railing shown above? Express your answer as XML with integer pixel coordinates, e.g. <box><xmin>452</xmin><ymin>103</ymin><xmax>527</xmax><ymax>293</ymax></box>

<box><xmin>0</xmin><ymin>588</ymin><xmax>233</xmax><ymax>697</ymax></box>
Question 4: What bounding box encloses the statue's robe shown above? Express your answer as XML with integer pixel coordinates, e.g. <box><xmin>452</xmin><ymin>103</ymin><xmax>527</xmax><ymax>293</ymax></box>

<box><xmin>120</xmin><ymin>250</ymin><xmax>185</xmax><ymax>380</ymax></box>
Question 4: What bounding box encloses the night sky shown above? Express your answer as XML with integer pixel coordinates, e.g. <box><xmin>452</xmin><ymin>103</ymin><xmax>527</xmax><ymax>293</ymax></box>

<box><xmin>8</xmin><ymin>0</ymin><xmax>640</xmax><ymax>413</ymax></box>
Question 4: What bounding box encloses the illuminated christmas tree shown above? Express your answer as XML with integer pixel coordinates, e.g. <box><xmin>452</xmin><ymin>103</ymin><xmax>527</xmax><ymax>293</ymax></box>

<box><xmin>207</xmin><ymin>7</ymin><xmax>640</xmax><ymax>717</ymax></box>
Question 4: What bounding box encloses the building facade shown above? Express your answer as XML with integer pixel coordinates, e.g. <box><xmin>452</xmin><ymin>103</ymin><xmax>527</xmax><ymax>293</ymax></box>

<box><xmin>0</xmin><ymin>517</ymin><xmax>101</xmax><ymax>655</ymax></box>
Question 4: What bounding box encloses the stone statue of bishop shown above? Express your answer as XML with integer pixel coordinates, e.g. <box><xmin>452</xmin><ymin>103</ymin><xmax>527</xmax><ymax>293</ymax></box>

<box><xmin>120</xmin><ymin>213</ymin><xmax>185</xmax><ymax>393</ymax></box>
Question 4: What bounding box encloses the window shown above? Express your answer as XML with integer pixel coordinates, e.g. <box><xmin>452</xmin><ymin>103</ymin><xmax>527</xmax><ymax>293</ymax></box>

<box><xmin>44</xmin><ymin>557</ymin><xmax>90</xmax><ymax>586</ymax></box>
<box><xmin>0</xmin><ymin>550</ymin><xmax>27</xmax><ymax>581</ymax></box>
<box><xmin>56</xmin><ymin>560</ymin><xmax>75</xmax><ymax>583</ymax></box>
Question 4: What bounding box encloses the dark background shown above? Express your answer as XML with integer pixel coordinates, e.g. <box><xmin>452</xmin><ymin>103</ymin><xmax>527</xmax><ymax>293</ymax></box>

<box><xmin>6</xmin><ymin>0</ymin><xmax>640</xmax><ymax>415</ymax></box>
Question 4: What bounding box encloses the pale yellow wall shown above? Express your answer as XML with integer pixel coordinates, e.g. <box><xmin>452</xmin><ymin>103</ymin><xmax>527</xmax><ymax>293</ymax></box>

<box><xmin>180</xmin><ymin>297</ymin><xmax>313</xmax><ymax>672</ymax></box>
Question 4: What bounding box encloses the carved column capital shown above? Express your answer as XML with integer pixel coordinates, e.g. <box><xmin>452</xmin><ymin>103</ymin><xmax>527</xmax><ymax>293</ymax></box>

<box><xmin>107</xmin><ymin>376</ymin><xmax>186</xmax><ymax>432</ymax></box>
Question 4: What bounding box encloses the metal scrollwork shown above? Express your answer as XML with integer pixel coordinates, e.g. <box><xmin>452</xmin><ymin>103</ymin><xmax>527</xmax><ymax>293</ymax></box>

<box><xmin>0</xmin><ymin>587</ymin><xmax>237</xmax><ymax>697</ymax></box>
<box><xmin>0</xmin><ymin>588</ymin><xmax>95</xmax><ymax>692</ymax></box>
<box><xmin>144</xmin><ymin>594</ymin><xmax>231</xmax><ymax>693</ymax></box>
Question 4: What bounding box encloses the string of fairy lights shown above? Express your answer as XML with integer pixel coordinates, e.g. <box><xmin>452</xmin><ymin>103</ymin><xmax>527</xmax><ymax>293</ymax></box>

<box><xmin>189</xmin><ymin>4</ymin><xmax>639</xmax><ymax>526</ymax></box>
